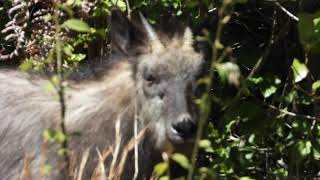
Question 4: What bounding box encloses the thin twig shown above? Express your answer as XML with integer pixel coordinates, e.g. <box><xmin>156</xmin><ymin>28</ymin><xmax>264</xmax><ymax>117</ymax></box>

<box><xmin>76</xmin><ymin>148</ymin><xmax>90</xmax><ymax>180</ymax></box>
<box><xmin>95</xmin><ymin>149</ymin><xmax>107</xmax><ymax>180</ymax></box>
<box><xmin>53</xmin><ymin>2</ymin><xmax>70</xmax><ymax>179</ymax></box>
<box><xmin>19</xmin><ymin>155</ymin><xmax>32</xmax><ymax>180</ymax></box>
<box><xmin>115</xmin><ymin>127</ymin><xmax>147</xmax><ymax>180</ymax></box>
<box><xmin>125</xmin><ymin>0</ymin><xmax>131</xmax><ymax>19</ymax></box>
<box><xmin>248</xmin><ymin>8</ymin><xmax>277</xmax><ymax>77</ymax></box>
<box><xmin>91</xmin><ymin>147</ymin><xmax>112</xmax><ymax>180</ymax></box>
<box><xmin>275</xmin><ymin>2</ymin><xmax>299</xmax><ymax>21</ymax></box>
<box><xmin>133</xmin><ymin>98</ymin><xmax>139</xmax><ymax>180</ymax></box>
<box><xmin>265</xmin><ymin>103</ymin><xmax>317</xmax><ymax>120</ymax></box>
<box><xmin>109</xmin><ymin>116</ymin><xmax>122</xmax><ymax>179</ymax></box>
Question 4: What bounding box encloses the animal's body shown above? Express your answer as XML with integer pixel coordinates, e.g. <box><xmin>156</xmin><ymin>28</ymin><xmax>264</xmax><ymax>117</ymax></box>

<box><xmin>0</xmin><ymin>10</ymin><xmax>203</xmax><ymax>179</ymax></box>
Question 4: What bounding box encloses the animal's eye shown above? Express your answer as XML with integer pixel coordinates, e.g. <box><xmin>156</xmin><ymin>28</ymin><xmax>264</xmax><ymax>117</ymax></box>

<box><xmin>144</xmin><ymin>74</ymin><xmax>157</xmax><ymax>85</ymax></box>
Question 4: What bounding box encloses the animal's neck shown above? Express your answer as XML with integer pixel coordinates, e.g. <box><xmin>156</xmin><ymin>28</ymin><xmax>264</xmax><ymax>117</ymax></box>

<box><xmin>66</xmin><ymin>61</ymin><xmax>135</xmax><ymax>131</ymax></box>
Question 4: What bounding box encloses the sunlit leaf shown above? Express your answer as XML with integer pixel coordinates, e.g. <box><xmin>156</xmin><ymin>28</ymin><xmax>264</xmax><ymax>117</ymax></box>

<box><xmin>199</xmin><ymin>139</ymin><xmax>214</xmax><ymax>152</ymax></box>
<box><xmin>19</xmin><ymin>59</ymin><xmax>33</xmax><ymax>72</ymax></box>
<box><xmin>286</xmin><ymin>90</ymin><xmax>297</xmax><ymax>103</ymax></box>
<box><xmin>295</xmin><ymin>140</ymin><xmax>312</xmax><ymax>158</ymax></box>
<box><xmin>153</xmin><ymin>162</ymin><xmax>168</xmax><ymax>176</ymax></box>
<box><xmin>171</xmin><ymin>153</ymin><xmax>190</xmax><ymax>170</ymax></box>
<box><xmin>262</xmin><ymin>85</ymin><xmax>277</xmax><ymax>98</ymax></box>
<box><xmin>291</xmin><ymin>58</ymin><xmax>309</xmax><ymax>83</ymax></box>
<box><xmin>159</xmin><ymin>176</ymin><xmax>169</xmax><ymax>180</ymax></box>
<box><xmin>248</xmin><ymin>77</ymin><xmax>263</xmax><ymax>84</ymax></box>
<box><xmin>43</xmin><ymin>129</ymin><xmax>55</xmax><ymax>142</ymax></box>
<box><xmin>199</xmin><ymin>139</ymin><xmax>211</xmax><ymax>148</ymax></box>
<box><xmin>215</xmin><ymin>62</ymin><xmax>240</xmax><ymax>86</ymax></box>
<box><xmin>312</xmin><ymin>80</ymin><xmax>320</xmax><ymax>91</ymax></box>
<box><xmin>273</xmin><ymin>168</ymin><xmax>288</xmax><ymax>177</ymax></box>
<box><xmin>214</xmin><ymin>40</ymin><xmax>224</xmax><ymax>49</ymax></box>
<box><xmin>313</xmin><ymin>147</ymin><xmax>320</xmax><ymax>160</ymax></box>
<box><xmin>239</xmin><ymin>176</ymin><xmax>255</xmax><ymax>180</ymax></box>
<box><xmin>63</xmin><ymin>44</ymin><xmax>74</xmax><ymax>56</ymax></box>
<box><xmin>248</xmin><ymin>134</ymin><xmax>255</xmax><ymax>143</ymax></box>
<box><xmin>54</xmin><ymin>130</ymin><xmax>67</xmax><ymax>144</ymax></box>
<box><xmin>63</xmin><ymin>19</ymin><xmax>90</xmax><ymax>33</ymax></box>
<box><xmin>111</xmin><ymin>0</ymin><xmax>126</xmax><ymax>11</ymax></box>
<box><xmin>245</xmin><ymin>152</ymin><xmax>254</xmax><ymax>160</ymax></box>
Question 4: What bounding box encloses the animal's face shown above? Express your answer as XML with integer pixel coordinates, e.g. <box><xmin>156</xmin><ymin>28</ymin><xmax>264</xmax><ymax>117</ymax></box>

<box><xmin>136</xmin><ymin>49</ymin><xmax>202</xmax><ymax>150</ymax></box>
<box><xmin>110</xmin><ymin>10</ymin><xmax>203</xmax><ymax>151</ymax></box>
<box><xmin>134</xmin><ymin>23</ymin><xmax>203</xmax><ymax>150</ymax></box>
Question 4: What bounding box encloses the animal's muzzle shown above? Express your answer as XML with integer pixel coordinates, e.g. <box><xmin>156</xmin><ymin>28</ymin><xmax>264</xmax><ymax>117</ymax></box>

<box><xmin>171</xmin><ymin>114</ymin><xmax>197</xmax><ymax>139</ymax></box>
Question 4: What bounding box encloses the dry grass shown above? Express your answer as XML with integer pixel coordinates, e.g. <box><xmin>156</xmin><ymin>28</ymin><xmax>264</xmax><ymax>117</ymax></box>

<box><xmin>19</xmin><ymin>116</ymin><xmax>148</xmax><ymax>180</ymax></box>
<box><xmin>19</xmin><ymin>154</ymin><xmax>32</xmax><ymax>180</ymax></box>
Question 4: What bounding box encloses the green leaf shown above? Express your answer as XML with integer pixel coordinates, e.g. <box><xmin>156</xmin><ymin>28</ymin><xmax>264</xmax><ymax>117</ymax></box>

<box><xmin>111</xmin><ymin>0</ymin><xmax>126</xmax><ymax>11</ymax></box>
<box><xmin>43</xmin><ymin>14</ymin><xmax>52</xmax><ymax>22</ymax></box>
<box><xmin>63</xmin><ymin>19</ymin><xmax>90</xmax><ymax>33</ymax></box>
<box><xmin>63</xmin><ymin>44</ymin><xmax>74</xmax><ymax>56</ymax></box>
<box><xmin>313</xmin><ymin>146</ymin><xmax>320</xmax><ymax>160</ymax></box>
<box><xmin>171</xmin><ymin>153</ymin><xmax>190</xmax><ymax>170</ymax></box>
<box><xmin>273</xmin><ymin>168</ymin><xmax>288</xmax><ymax>177</ymax></box>
<box><xmin>215</xmin><ymin>62</ymin><xmax>240</xmax><ymax>86</ymax></box>
<box><xmin>43</xmin><ymin>129</ymin><xmax>55</xmax><ymax>142</ymax></box>
<box><xmin>298</xmin><ymin>13</ymin><xmax>316</xmax><ymax>47</ymax></box>
<box><xmin>159</xmin><ymin>176</ymin><xmax>169</xmax><ymax>180</ymax></box>
<box><xmin>297</xmin><ymin>11</ymin><xmax>320</xmax><ymax>52</ymax></box>
<box><xmin>58</xmin><ymin>148</ymin><xmax>67</xmax><ymax>156</ymax></box>
<box><xmin>69</xmin><ymin>53</ymin><xmax>86</xmax><ymax>62</ymax></box>
<box><xmin>295</xmin><ymin>140</ymin><xmax>312</xmax><ymax>158</ymax></box>
<box><xmin>199</xmin><ymin>139</ymin><xmax>214</xmax><ymax>152</ymax></box>
<box><xmin>286</xmin><ymin>90</ymin><xmax>297</xmax><ymax>103</ymax></box>
<box><xmin>19</xmin><ymin>59</ymin><xmax>33</xmax><ymax>72</ymax></box>
<box><xmin>262</xmin><ymin>85</ymin><xmax>277</xmax><ymax>98</ymax></box>
<box><xmin>239</xmin><ymin>177</ymin><xmax>255</xmax><ymax>180</ymax></box>
<box><xmin>248</xmin><ymin>77</ymin><xmax>263</xmax><ymax>84</ymax></box>
<box><xmin>291</xmin><ymin>58</ymin><xmax>309</xmax><ymax>83</ymax></box>
<box><xmin>199</xmin><ymin>139</ymin><xmax>211</xmax><ymax>148</ymax></box>
<box><xmin>248</xmin><ymin>134</ymin><xmax>255</xmax><ymax>143</ymax></box>
<box><xmin>153</xmin><ymin>162</ymin><xmax>168</xmax><ymax>176</ymax></box>
<box><xmin>312</xmin><ymin>80</ymin><xmax>320</xmax><ymax>91</ymax></box>
<box><xmin>54</xmin><ymin>130</ymin><xmax>67</xmax><ymax>144</ymax></box>
<box><xmin>245</xmin><ymin>152</ymin><xmax>254</xmax><ymax>160</ymax></box>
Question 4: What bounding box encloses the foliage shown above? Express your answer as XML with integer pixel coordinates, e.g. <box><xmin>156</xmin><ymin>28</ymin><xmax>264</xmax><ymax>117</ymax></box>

<box><xmin>1</xmin><ymin>0</ymin><xmax>320</xmax><ymax>179</ymax></box>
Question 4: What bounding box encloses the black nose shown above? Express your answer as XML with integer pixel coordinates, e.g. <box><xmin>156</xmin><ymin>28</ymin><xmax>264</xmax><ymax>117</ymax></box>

<box><xmin>172</xmin><ymin>114</ymin><xmax>197</xmax><ymax>138</ymax></box>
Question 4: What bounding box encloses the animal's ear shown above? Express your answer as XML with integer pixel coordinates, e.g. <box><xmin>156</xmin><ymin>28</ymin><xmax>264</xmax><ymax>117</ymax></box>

<box><xmin>182</xmin><ymin>27</ymin><xmax>194</xmax><ymax>51</ymax></box>
<box><xmin>110</xmin><ymin>9</ymin><xmax>148</xmax><ymax>55</ymax></box>
<box><xmin>110</xmin><ymin>9</ymin><xmax>131</xmax><ymax>54</ymax></box>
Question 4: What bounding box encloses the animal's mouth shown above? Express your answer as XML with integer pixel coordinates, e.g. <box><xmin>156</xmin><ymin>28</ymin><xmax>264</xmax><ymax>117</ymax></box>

<box><xmin>167</xmin><ymin>126</ymin><xmax>196</xmax><ymax>144</ymax></box>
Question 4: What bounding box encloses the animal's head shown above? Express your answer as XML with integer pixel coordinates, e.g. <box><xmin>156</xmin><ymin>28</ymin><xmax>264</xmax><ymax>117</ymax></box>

<box><xmin>111</xmin><ymin>10</ymin><xmax>203</xmax><ymax>152</ymax></box>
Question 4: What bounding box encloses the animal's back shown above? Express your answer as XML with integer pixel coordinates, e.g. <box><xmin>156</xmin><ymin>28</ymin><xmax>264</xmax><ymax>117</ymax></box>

<box><xmin>0</xmin><ymin>70</ymin><xmax>61</xmax><ymax>179</ymax></box>
<box><xmin>0</xmin><ymin>61</ymin><xmax>136</xmax><ymax>179</ymax></box>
